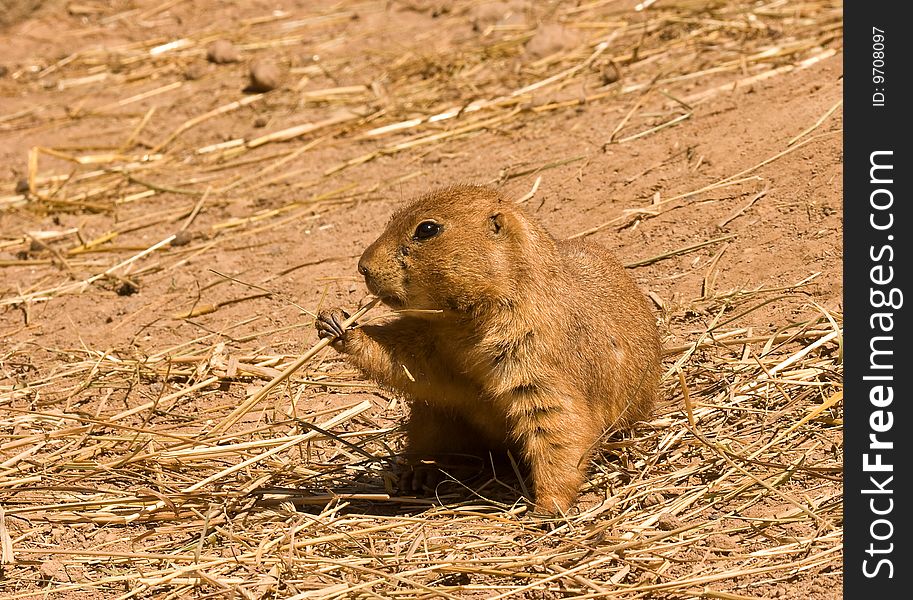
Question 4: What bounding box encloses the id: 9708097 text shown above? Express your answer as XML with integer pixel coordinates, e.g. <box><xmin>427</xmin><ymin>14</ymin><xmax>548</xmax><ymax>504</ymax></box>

<box><xmin>872</xmin><ymin>27</ymin><xmax>885</xmax><ymax>107</ymax></box>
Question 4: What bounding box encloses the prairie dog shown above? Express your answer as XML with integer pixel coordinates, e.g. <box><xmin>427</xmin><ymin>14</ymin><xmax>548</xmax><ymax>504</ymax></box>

<box><xmin>317</xmin><ymin>184</ymin><xmax>661</xmax><ymax>513</ymax></box>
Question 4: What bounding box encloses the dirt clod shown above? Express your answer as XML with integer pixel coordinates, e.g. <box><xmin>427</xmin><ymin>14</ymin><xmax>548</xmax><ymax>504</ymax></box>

<box><xmin>39</xmin><ymin>560</ymin><xmax>66</xmax><ymax>582</ymax></box>
<box><xmin>248</xmin><ymin>60</ymin><xmax>281</xmax><ymax>92</ymax></box>
<box><xmin>656</xmin><ymin>513</ymin><xmax>684</xmax><ymax>531</ymax></box>
<box><xmin>207</xmin><ymin>39</ymin><xmax>240</xmax><ymax>64</ymax></box>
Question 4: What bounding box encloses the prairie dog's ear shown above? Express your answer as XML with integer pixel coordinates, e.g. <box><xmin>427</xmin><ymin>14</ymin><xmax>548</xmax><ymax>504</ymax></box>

<box><xmin>489</xmin><ymin>212</ymin><xmax>507</xmax><ymax>235</ymax></box>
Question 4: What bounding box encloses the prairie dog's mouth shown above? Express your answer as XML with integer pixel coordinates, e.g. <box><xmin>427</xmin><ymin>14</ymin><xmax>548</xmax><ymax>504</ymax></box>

<box><xmin>362</xmin><ymin>273</ymin><xmax>408</xmax><ymax>308</ymax></box>
<box><xmin>359</xmin><ymin>273</ymin><xmax>407</xmax><ymax>309</ymax></box>
<box><xmin>362</xmin><ymin>274</ymin><xmax>385</xmax><ymax>297</ymax></box>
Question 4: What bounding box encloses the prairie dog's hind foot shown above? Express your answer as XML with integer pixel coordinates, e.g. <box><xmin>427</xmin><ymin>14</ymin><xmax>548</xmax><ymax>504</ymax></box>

<box><xmin>397</xmin><ymin>458</ymin><xmax>445</xmax><ymax>495</ymax></box>
<box><xmin>396</xmin><ymin>455</ymin><xmax>490</xmax><ymax>496</ymax></box>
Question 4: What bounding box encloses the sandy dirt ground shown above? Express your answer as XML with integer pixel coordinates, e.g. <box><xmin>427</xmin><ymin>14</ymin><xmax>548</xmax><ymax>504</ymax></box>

<box><xmin>1</xmin><ymin>1</ymin><xmax>842</xmax><ymax>598</ymax></box>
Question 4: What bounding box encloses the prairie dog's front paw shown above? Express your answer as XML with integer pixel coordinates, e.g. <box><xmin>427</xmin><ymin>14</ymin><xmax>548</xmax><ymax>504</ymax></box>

<box><xmin>316</xmin><ymin>308</ymin><xmax>356</xmax><ymax>352</ymax></box>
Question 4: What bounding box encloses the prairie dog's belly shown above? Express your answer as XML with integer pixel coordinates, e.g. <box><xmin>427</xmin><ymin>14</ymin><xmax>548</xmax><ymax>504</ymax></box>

<box><xmin>410</xmin><ymin>365</ymin><xmax>510</xmax><ymax>447</ymax></box>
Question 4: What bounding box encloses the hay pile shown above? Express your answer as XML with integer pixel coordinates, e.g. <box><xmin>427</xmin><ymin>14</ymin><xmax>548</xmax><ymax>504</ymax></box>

<box><xmin>1</xmin><ymin>1</ymin><xmax>842</xmax><ymax>597</ymax></box>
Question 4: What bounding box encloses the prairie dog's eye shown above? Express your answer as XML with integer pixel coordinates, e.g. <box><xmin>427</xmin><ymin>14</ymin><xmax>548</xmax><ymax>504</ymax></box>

<box><xmin>413</xmin><ymin>220</ymin><xmax>442</xmax><ymax>240</ymax></box>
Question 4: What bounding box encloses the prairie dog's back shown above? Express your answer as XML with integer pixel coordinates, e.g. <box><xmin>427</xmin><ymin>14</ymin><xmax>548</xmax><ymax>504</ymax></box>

<box><xmin>555</xmin><ymin>239</ymin><xmax>661</xmax><ymax>429</ymax></box>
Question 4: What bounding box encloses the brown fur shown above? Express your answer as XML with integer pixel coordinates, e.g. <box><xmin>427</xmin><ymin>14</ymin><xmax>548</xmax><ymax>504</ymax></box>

<box><xmin>316</xmin><ymin>185</ymin><xmax>661</xmax><ymax>513</ymax></box>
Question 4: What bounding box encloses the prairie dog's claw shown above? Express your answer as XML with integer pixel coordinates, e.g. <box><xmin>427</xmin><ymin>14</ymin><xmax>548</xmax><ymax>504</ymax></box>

<box><xmin>398</xmin><ymin>460</ymin><xmax>444</xmax><ymax>495</ymax></box>
<box><xmin>316</xmin><ymin>308</ymin><xmax>352</xmax><ymax>350</ymax></box>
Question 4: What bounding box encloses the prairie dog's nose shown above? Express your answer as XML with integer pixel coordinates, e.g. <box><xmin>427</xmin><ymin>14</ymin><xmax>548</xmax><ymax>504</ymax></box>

<box><xmin>358</xmin><ymin>242</ymin><xmax>380</xmax><ymax>286</ymax></box>
<box><xmin>357</xmin><ymin>259</ymin><xmax>370</xmax><ymax>277</ymax></box>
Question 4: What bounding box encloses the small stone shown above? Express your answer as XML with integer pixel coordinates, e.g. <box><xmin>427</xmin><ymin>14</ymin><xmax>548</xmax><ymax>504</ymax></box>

<box><xmin>248</xmin><ymin>60</ymin><xmax>281</xmax><ymax>92</ymax></box>
<box><xmin>0</xmin><ymin>64</ymin><xmax>8</xmax><ymax>78</ymax></box>
<box><xmin>15</xmin><ymin>179</ymin><xmax>30</xmax><ymax>194</ymax></box>
<box><xmin>171</xmin><ymin>230</ymin><xmax>193</xmax><ymax>246</ymax></box>
<box><xmin>253</xmin><ymin>115</ymin><xmax>269</xmax><ymax>128</ymax></box>
<box><xmin>207</xmin><ymin>39</ymin><xmax>240</xmax><ymax>64</ymax></box>
<box><xmin>656</xmin><ymin>513</ymin><xmax>684</xmax><ymax>531</ymax></box>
